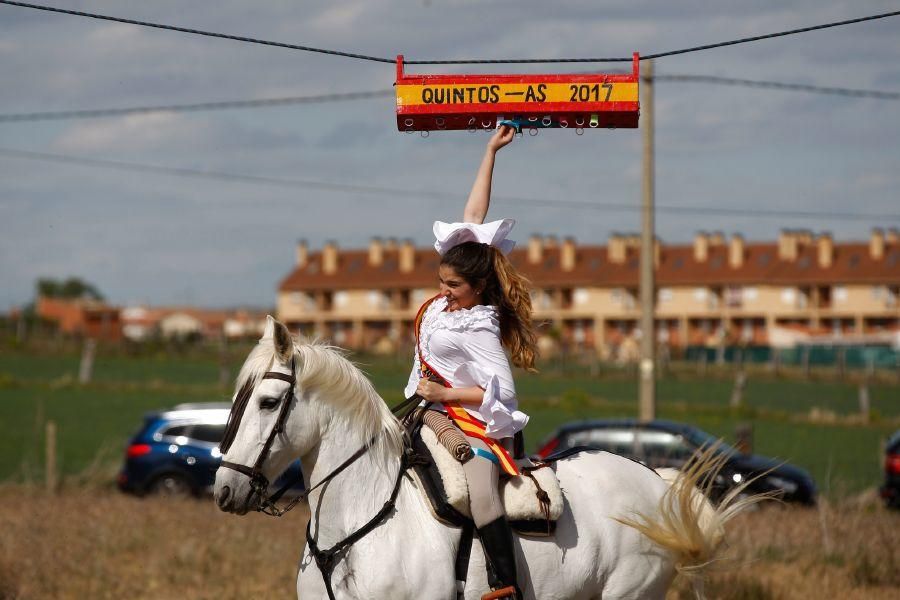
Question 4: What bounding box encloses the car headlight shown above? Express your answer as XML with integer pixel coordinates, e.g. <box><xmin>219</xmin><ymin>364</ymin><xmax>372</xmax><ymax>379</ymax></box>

<box><xmin>764</xmin><ymin>475</ymin><xmax>798</xmax><ymax>495</ymax></box>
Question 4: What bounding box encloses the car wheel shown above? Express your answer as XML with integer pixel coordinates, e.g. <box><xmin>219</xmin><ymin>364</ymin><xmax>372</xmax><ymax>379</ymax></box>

<box><xmin>148</xmin><ymin>473</ymin><xmax>193</xmax><ymax>498</ymax></box>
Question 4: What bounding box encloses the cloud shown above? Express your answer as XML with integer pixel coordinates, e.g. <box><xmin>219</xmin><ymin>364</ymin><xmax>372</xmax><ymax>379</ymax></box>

<box><xmin>52</xmin><ymin>112</ymin><xmax>207</xmax><ymax>152</ymax></box>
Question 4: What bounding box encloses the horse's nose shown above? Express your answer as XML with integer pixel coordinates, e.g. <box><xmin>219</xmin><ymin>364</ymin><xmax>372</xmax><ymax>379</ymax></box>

<box><xmin>216</xmin><ymin>485</ymin><xmax>231</xmax><ymax>510</ymax></box>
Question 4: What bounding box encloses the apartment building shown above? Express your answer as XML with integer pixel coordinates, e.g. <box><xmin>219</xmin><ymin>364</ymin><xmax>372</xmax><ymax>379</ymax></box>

<box><xmin>276</xmin><ymin>229</ymin><xmax>900</xmax><ymax>355</ymax></box>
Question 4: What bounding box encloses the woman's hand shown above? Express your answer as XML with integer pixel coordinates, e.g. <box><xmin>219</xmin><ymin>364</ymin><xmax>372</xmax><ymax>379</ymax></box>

<box><xmin>487</xmin><ymin>124</ymin><xmax>515</xmax><ymax>153</ymax></box>
<box><xmin>416</xmin><ymin>378</ymin><xmax>448</xmax><ymax>402</ymax></box>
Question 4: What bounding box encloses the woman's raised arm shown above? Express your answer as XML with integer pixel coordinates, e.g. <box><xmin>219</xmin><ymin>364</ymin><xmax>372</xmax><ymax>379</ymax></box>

<box><xmin>462</xmin><ymin>124</ymin><xmax>515</xmax><ymax>224</ymax></box>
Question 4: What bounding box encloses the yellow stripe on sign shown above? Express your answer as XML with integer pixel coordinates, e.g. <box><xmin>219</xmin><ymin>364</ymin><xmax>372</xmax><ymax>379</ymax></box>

<box><xmin>396</xmin><ymin>82</ymin><xmax>638</xmax><ymax>106</ymax></box>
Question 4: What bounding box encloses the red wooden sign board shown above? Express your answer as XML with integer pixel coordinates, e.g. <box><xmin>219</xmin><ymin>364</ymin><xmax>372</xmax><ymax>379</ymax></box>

<box><xmin>395</xmin><ymin>53</ymin><xmax>640</xmax><ymax>132</ymax></box>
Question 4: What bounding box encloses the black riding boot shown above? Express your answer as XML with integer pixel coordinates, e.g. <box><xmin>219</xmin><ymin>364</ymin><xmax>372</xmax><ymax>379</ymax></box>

<box><xmin>477</xmin><ymin>517</ymin><xmax>523</xmax><ymax>600</ymax></box>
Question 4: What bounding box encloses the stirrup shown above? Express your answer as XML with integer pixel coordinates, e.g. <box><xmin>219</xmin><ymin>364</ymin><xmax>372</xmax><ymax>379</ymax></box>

<box><xmin>481</xmin><ymin>586</ymin><xmax>518</xmax><ymax>600</ymax></box>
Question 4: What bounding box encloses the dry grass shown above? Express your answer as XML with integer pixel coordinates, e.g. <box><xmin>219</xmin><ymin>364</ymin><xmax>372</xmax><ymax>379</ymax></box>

<box><xmin>668</xmin><ymin>496</ymin><xmax>900</xmax><ymax>600</ymax></box>
<box><xmin>1</xmin><ymin>484</ymin><xmax>899</xmax><ymax>600</ymax></box>
<box><xmin>0</xmin><ymin>484</ymin><xmax>309</xmax><ymax>599</ymax></box>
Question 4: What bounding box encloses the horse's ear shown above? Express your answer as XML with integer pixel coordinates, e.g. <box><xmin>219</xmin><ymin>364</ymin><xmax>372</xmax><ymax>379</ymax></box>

<box><xmin>262</xmin><ymin>315</ymin><xmax>276</xmax><ymax>341</ymax></box>
<box><xmin>274</xmin><ymin>321</ymin><xmax>294</xmax><ymax>364</ymax></box>
<box><xmin>262</xmin><ymin>315</ymin><xmax>293</xmax><ymax>364</ymax></box>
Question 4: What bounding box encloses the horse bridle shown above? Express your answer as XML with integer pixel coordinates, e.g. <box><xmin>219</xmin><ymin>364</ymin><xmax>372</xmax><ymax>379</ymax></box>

<box><xmin>219</xmin><ymin>358</ymin><xmax>299</xmax><ymax>513</ymax></box>
<box><xmin>218</xmin><ymin>361</ymin><xmax>429</xmax><ymax>599</ymax></box>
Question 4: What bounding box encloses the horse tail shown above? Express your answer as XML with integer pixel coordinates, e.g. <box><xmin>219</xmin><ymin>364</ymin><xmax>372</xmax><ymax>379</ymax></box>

<box><xmin>615</xmin><ymin>445</ymin><xmax>775</xmax><ymax>600</ymax></box>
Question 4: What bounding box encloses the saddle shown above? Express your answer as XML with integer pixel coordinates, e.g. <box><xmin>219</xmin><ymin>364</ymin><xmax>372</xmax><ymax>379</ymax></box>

<box><xmin>407</xmin><ymin>423</ymin><xmax>564</xmax><ymax>536</ymax></box>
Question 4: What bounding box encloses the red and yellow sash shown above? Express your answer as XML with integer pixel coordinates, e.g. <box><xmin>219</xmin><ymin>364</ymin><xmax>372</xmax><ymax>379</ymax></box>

<box><xmin>413</xmin><ymin>295</ymin><xmax>519</xmax><ymax>476</ymax></box>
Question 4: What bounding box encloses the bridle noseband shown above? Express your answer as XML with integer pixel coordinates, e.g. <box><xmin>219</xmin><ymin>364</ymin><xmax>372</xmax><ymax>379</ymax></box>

<box><xmin>219</xmin><ymin>359</ymin><xmax>299</xmax><ymax>513</ymax></box>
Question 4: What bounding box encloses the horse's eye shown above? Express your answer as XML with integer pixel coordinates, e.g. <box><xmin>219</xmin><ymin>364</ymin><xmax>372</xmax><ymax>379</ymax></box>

<box><xmin>259</xmin><ymin>397</ymin><xmax>280</xmax><ymax>410</ymax></box>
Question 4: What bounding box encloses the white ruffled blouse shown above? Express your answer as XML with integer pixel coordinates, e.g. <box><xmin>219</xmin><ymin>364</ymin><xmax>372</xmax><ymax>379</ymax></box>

<box><xmin>403</xmin><ymin>219</ymin><xmax>528</xmax><ymax>439</ymax></box>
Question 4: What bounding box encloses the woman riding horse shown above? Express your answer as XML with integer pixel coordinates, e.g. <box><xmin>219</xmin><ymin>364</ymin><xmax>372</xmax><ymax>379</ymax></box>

<box><xmin>405</xmin><ymin>124</ymin><xmax>537</xmax><ymax>600</ymax></box>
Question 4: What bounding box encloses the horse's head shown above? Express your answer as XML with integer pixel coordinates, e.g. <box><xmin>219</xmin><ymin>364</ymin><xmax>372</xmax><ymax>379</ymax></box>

<box><xmin>214</xmin><ymin>315</ymin><xmax>404</xmax><ymax>515</ymax></box>
<box><xmin>214</xmin><ymin>316</ymin><xmax>319</xmax><ymax>515</ymax></box>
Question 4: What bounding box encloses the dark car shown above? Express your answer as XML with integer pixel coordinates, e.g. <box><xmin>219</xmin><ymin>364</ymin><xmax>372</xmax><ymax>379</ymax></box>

<box><xmin>535</xmin><ymin>419</ymin><xmax>817</xmax><ymax>505</ymax></box>
<box><xmin>117</xmin><ymin>402</ymin><xmax>303</xmax><ymax>497</ymax></box>
<box><xmin>880</xmin><ymin>429</ymin><xmax>900</xmax><ymax>509</ymax></box>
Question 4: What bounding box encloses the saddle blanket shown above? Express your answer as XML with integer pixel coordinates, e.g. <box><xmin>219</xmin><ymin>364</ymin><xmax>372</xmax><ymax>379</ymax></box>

<box><xmin>411</xmin><ymin>426</ymin><xmax>563</xmax><ymax>535</ymax></box>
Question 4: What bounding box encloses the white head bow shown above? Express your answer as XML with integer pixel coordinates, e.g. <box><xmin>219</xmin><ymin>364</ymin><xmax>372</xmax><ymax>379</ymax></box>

<box><xmin>433</xmin><ymin>219</ymin><xmax>516</xmax><ymax>255</ymax></box>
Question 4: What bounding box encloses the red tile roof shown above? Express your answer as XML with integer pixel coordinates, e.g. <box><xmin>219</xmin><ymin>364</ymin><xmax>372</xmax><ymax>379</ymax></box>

<box><xmin>278</xmin><ymin>240</ymin><xmax>900</xmax><ymax>292</ymax></box>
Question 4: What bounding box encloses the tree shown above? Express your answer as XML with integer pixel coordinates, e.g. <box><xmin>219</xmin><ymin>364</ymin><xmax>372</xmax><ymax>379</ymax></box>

<box><xmin>36</xmin><ymin>277</ymin><xmax>104</xmax><ymax>301</ymax></box>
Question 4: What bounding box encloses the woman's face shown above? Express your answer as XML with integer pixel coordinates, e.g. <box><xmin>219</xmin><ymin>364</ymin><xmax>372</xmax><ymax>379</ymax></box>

<box><xmin>438</xmin><ymin>264</ymin><xmax>482</xmax><ymax>312</ymax></box>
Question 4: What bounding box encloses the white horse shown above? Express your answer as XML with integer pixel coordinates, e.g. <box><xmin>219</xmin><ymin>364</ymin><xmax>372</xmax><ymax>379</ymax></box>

<box><xmin>215</xmin><ymin>317</ymin><xmax>755</xmax><ymax>600</ymax></box>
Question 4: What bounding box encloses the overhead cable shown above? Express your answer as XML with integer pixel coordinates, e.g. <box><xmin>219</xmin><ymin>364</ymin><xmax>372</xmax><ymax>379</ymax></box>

<box><xmin>0</xmin><ymin>90</ymin><xmax>392</xmax><ymax>123</ymax></box>
<box><xmin>651</xmin><ymin>74</ymin><xmax>900</xmax><ymax>100</ymax></box>
<box><xmin>1</xmin><ymin>1</ymin><xmax>898</xmax><ymax>65</ymax></box>
<box><xmin>639</xmin><ymin>11</ymin><xmax>900</xmax><ymax>61</ymax></box>
<box><xmin>1</xmin><ymin>147</ymin><xmax>898</xmax><ymax>223</ymax></box>
<box><xmin>0</xmin><ymin>0</ymin><xmax>395</xmax><ymax>63</ymax></box>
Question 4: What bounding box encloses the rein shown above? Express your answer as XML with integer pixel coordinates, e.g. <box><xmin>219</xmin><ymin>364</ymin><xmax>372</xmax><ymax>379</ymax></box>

<box><xmin>303</xmin><ymin>399</ymin><xmax>429</xmax><ymax>599</ymax></box>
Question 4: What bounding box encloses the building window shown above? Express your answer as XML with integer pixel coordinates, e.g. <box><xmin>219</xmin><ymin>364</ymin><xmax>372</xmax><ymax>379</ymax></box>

<box><xmin>725</xmin><ymin>286</ymin><xmax>742</xmax><ymax>308</ymax></box>
<box><xmin>781</xmin><ymin>288</ymin><xmax>796</xmax><ymax>305</ymax></box>
<box><xmin>741</xmin><ymin>320</ymin><xmax>753</xmax><ymax>342</ymax></box>
<box><xmin>658</xmin><ymin>288</ymin><xmax>673</xmax><ymax>303</ymax></box>
<box><xmin>334</xmin><ymin>292</ymin><xmax>348</xmax><ymax>308</ymax></box>
<box><xmin>573</xmin><ymin>321</ymin><xmax>585</xmax><ymax>344</ymax></box>
<box><xmin>693</xmin><ymin>288</ymin><xmax>707</xmax><ymax>302</ymax></box>
<box><xmin>743</xmin><ymin>287</ymin><xmax>758</xmax><ymax>301</ymax></box>
<box><xmin>540</xmin><ymin>289</ymin><xmax>554</xmax><ymax>309</ymax></box>
<box><xmin>574</xmin><ymin>288</ymin><xmax>590</xmax><ymax>305</ymax></box>
<box><xmin>397</xmin><ymin>290</ymin><xmax>411</xmax><ymax>310</ymax></box>
<box><xmin>320</xmin><ymin>292</ymin><xmax>333</xmax><ymax>311</ymax></box>
<box><xmin>817</xmin><ymin>286</ymin><xmax>831</xmax><ymax>309</ymax></box>
<box><xmin>834</xmin><ymin>286</ymin><xmax>847</xmax><ymax>303</ymax></box>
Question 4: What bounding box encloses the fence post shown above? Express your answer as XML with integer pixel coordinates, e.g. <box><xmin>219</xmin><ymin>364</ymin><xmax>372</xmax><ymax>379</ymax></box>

<box><xmin>78</xmin><ymin>338</ymin><xmax>96</xmax><ymax>384</ymax></box>
<box><xmin>730</xmin><ymin>371</ymin><xmax>746</xmax><ymax>408</ymax></box>
<box><xmin>858</xmin><ymin>380</ymin><xmax>871</xmax><ymax>424</ymax></box>
<box><xmin>45</xmin><ymin>420</ymin><xmax>58</xmax><ymax>494</ymax></box>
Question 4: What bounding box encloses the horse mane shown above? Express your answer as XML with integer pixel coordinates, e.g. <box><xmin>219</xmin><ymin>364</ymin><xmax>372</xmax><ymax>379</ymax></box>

<box><xmin>234</xmin><ymin>338</ymin><xmax>404</xmax><ymax>465</ymax></box>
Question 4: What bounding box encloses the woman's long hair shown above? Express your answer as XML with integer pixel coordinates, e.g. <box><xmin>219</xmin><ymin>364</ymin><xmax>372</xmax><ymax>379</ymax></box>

<box><xmin>440</xmin><ymin>241</ymin><xmax>539</xmax><ymax>371</ymax></box>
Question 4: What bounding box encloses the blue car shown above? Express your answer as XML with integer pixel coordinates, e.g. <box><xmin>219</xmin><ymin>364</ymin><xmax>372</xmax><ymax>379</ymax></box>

<box><xmin>117</xmin><ymin>402</ymin><xmax>304</xmax><ymax>497</ymax></box>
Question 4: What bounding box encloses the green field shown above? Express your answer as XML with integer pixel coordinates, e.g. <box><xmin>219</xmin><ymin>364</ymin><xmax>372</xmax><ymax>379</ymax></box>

<box><xmin>1</xmin><ymin>344</ymin><xmax>897</xmax><ymax>496</ymax></box>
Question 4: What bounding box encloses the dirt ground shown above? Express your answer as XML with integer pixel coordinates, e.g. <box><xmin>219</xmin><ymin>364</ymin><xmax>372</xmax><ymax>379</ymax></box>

<box><xmin>1</xmin><ymin>484</ymin><xmax>898</xmax><ymax>599</ymax></box>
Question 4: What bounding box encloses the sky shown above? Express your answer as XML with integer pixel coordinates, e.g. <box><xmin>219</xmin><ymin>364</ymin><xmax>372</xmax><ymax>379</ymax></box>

<box><xmin>1</xmin><ymin>1</ymin><xmax>899</xmax><ymax>309</ymax></box>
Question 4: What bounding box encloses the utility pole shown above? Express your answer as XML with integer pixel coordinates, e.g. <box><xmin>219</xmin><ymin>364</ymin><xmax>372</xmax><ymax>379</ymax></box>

<box><xmin>639</xmin><ymin>59</ymin><xmax>657</xmax><ymax>421</ymax></box>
